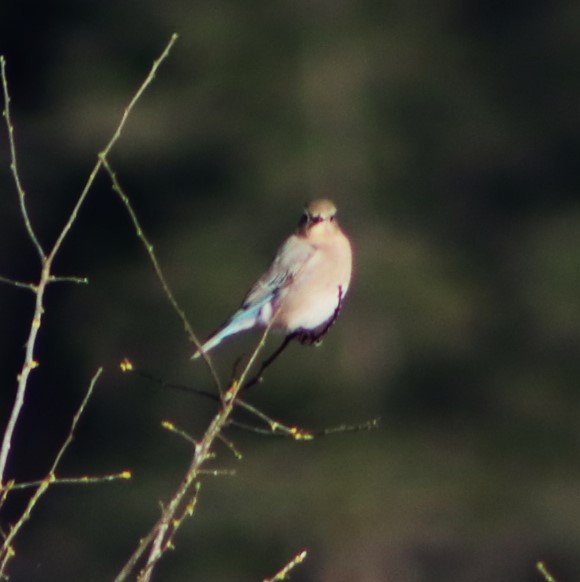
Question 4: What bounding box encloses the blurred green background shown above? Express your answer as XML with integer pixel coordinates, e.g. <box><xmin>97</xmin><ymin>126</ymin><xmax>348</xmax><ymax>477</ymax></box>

<box><xmin>1</xmin><ymin>1</ymin><xmax>580</xmax><ymax>580</ymax></box>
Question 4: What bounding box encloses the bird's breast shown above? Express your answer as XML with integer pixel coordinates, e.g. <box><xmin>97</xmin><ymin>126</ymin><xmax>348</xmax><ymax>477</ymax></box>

<box><xmin>274</xmin><ymin>236</ymin><xmax>352</xmax><ymax>332</ymax></box>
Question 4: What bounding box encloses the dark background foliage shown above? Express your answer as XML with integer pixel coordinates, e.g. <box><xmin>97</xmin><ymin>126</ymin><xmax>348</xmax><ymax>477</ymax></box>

<box><xmin>1</xmin><ymin>1</ymin><xmax>580</xmax><ymax>580</ymax></box>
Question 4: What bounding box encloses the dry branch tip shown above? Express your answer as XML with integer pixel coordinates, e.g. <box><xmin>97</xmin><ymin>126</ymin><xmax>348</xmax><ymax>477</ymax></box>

<box><xmin>120</xmin><ymin>358</ymin><xmax>134</xmax><ymax>373</ymax></box>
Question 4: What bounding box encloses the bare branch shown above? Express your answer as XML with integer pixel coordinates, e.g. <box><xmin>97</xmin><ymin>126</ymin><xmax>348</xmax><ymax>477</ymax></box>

<box><xmin>263</xmin><ymin>549</ymin><xmax>308</xmax><ymax>582</ymax></box>
<box><xmin>47</xmin><ymin>33</ymin><xmax>179</xmax><ymax>263</ymax></box>
<box><xmin>0</xmin><ymin>275</ymin><xmax>36</xmax><ymax>292</ymax></box>
<box><xmin>0</xmin><ymin>35</ymin><xmax>178</xmax><ymax>577</ymax></box>
<box><xmin>161</xmin><ymin>421</ymin><xmax>198</xmax><ymax>447</ymax></box>
<box><xmin>128</xmin><ymin>363</ymin><xmax>379</xmax><ymax>440</ymax></box>
<box><xmin>0</xmin><ymin>34</ymin><xmax>178</xmax><ymax>486</ymax></box>
<box><xmin>0</xmin><ymin>56</ymin><xmax>45</xmax><ymax>260</ymax></box>
<box><xmin>50</xmin><ymin>368</ymin><xmax>103</xmax><ymax>469</ymax></box>
<box><xmin>48</xmin><ymin>275</ymin><xmax>89</xmax><ymax>285</ymax></box>
<box><xmin>0</xmin><ymin>261</ymin><xmax>47</xmax><ymax>484</ymax></box>
<box><xmin>100</xmin><ymin>157</ymin><xmax>223</xmax><ymax>394</ymax></box>
<box><xmin>3</xmin><ymin>471</ymin><xmax>131</xmax><ymax>491</ymax></box>
<box><xmin>537</xmin><ymin>562</ymin><xmax>559</xmax><ymax>582</ymax></box>
<box><xmin>0</xmin><ymin>369</ymin><xmax>107</xmax><ymax>573</ymax></box>
<box><xmin>115</xmin><ymin>324</ymin><xmax>275</xmax><ymax>581</ymax></box>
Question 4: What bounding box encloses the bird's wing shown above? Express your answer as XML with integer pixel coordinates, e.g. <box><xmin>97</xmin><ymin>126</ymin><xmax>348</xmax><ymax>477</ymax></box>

<box><xmin>192</xmin><ymin>235</ymin><xmax>316</xmax><ymax>359</ymax></box>
<box><xmin>241</xmin><ymin>234</ymin><xmax>316</xmax><ymax>310</ymax></box>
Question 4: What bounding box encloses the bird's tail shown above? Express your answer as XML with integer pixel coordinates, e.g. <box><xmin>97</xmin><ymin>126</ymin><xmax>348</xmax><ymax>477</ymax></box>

<box><xmin>191</xmin><ymin>308</ymin><xmax>258</xmax><ymax>359</ymax></box>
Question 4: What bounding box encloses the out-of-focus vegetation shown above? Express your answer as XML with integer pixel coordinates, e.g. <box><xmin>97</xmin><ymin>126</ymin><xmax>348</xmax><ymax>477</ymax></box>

<box><xmin>1</xmin><ymin>1</ymin><xmax>580</xmax><ymax>580</ymax></box>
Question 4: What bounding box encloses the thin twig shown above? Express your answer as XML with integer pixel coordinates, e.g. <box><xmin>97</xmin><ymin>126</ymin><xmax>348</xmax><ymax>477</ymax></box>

<box><xmin>313</xmin><ymin>417</ymin><xmax>380</xmax><ymax>436</ymax></box>
<box><xmin>48</xmin><ymin>275</ymin><xmax>89</xmax><ymax>285</ymax></box>
<box><xmin>0</xmin><ymin>260</ymin><xmax>47</xmax><ymax>485</ymax></box>
<box><xmin>3</xmin><ymin>472</ymin><xmax>131</xmax><ymax>490</ymax></box>
<box><xmin>137</xmin><ymin>482</ymin><xmax>203</xmax><ymax>581</ymax></box>
<box><xmin>139</xmin><ymin>324</ymin><xmax>273</xmax><ymax>581</ymax></box>
<box><xmin>0</xmin><ymin>57</ymin><xmax>50</xmax><ymax>484</ymax></box>
<box><xmin>0</xmin><ymin>35</ymin><xmax>178</xmax><ymax>485</ymax></box>
<box><xmin>48</xmin><ymin>33</ymin><xmax>179</xmax><ymax>264</ymax></box>
<box><xmin>198</xmin><ymin>468</ymin><xmax>236</xmax><ymax>477</ymax></box>
<box><xmin>51</xmin><ymin>368</ymin><xmax>103</xmax><ymax>468</ymax></box>
<box><xmin>135</xmin><ymin>369</ymin><xmax>220</xmax><ymax>404</ymax></box>
<box><xmin>263</xmin><ymin>549</ymin><xmax>308</xmax><ymax>582</ymax></box>
<box><xmin>217</xmin><ymin>432</ymin><xmax>243</xmax><ymax>460</ymax></box>
<box><xmin>537</xmin><ymin>562</ymin><xmax>559</xmax><ymax>582</ymax></box>
<box><xmin>127</xmin><ymin>367</ymin><xmax>288</xmax><ymax>430</ymax></box>
<box><xmin>241</xmin><ymin>334</ymin><xmax>294</xmax><ymax>392</ymax></box>
<box><xmin>0</xmin><ymin>35</ymin><xmax>177</xmax><ymax>577</ymax></box>
<box><xmin>115</xmin><ymin>324</ymin><xmax>275</xmax><ymax>582</ymax></box>
<box><xmin>0</xmin><ymin>275</ymin><xmax>36</xmax><ymax>292</ymax></box>
<box><xmin>125</xmin><ymin>367</ymin><xmax>299</xmax><ymax>438</ymax></box>
<box><xmin>0</xmin><ymin>369</ymin><xmax>108</xmax><ymax>573</ymax></box>
<box><xmin>99</xmin><ymin>157</ymin><xmax>222</xmax><ymax>395</ymax></box>
<box><xmin>161</xmin><ymin>421</ymin><xmax>198</xmax><ymax>447</ymax></box>
<box><xmin>131</xmin><ymin>366</ymin><xmax>379</xmax><ymax>440</ymax></box>
<box><xmin>0</xmin><ymin>56</ymin><xmax>45</xmax><ymax>260</ymax></box>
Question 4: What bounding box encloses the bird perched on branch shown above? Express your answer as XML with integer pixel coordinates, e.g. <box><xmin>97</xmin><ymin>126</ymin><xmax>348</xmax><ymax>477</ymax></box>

<box><xmin>192</xmin><ymin>199</ymin><xmax>352</xmax><ymax>360</ymax></box>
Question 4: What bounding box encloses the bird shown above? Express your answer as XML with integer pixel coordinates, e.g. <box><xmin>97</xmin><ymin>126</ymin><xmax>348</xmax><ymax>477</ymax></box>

<box><xmin>192</xmin><ymin>198</ymin><xmax>352</xmax><ymax>359</ymax></box>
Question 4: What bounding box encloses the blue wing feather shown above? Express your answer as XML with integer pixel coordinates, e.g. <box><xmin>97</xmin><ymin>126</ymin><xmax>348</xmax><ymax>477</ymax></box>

<box><xmin>192</xmin><ymin>234</ymin><xmax>315</xmax><ymax>359</ymax></box>
<box><xmin>192</xmin><ymin>294</ymin><xmax>274</xmax><ymax>358</ymax></box>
